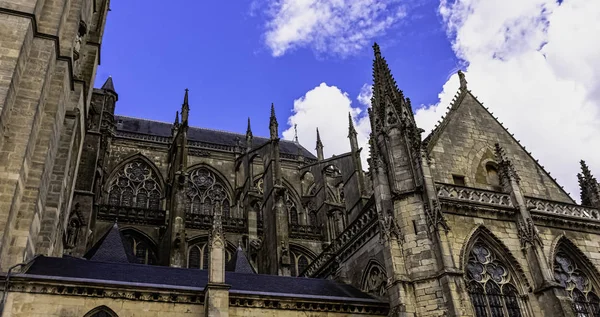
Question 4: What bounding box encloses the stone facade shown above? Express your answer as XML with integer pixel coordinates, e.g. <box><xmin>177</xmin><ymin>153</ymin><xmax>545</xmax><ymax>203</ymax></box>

<box><xmin>1</xmin><ymin>1</ymin><xmax>600</xmax><ymax>316</ymax></box>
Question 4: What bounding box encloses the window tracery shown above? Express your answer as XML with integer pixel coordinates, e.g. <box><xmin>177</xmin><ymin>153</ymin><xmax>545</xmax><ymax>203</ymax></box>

<box><xmin>554</xmin><ymin>249</ymin><xmax>600</xmax><ymax>316</ymax></box>
<box><xmin>107</xmin><ymin>159</ymin><xmax>161</xmax><ymax>209</ymax></box>
<box><xmin>123</xmin><ymin>232</ymin><xmax>157</xmax><ymax>265</ymax></box>
<box><xmin>362</xmin><ymin>262</ymin><xmax>387</xmax><ymax>297</ymax></box>
<box><xmin>84</xmin><ymin>306</ymin><xmax>118</xmax><ymax>317</ymax></box>
<box><xmin>465</xmin><ymin>243</ymin><xmax>523</xmax><ymax>317</ymax></box>
<box><xmin>286</xmin><ymin>192</ymin><xmax>299</xmax><ymax>224</ymax></box>
<box><xmin>290</xmin><ymin>249</ymin><xmax>312</xmax><ymax>277</ymax></box>
<box><xmin>188</xmin><ymin>242</ymin><xmax>233</xmax><ymax>269</ymax></box>
<box><xmin>186</xmin><ymin>168</ymin><xmax>231</xmax><ymax>217</ymax></box>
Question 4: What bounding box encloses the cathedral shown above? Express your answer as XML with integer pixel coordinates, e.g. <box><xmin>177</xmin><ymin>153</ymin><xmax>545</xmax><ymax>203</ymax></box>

<box><xmin>1</xmin><ymin>0</ymin><xmax>600</xmax><ymax>316</ymax></box>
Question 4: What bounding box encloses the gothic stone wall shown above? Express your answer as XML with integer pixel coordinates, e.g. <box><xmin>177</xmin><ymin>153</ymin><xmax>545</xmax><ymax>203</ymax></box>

<box><xmin>2</xmin><ymin>292</ymin><xmax>203</xmax><ymax>317</ymax></box>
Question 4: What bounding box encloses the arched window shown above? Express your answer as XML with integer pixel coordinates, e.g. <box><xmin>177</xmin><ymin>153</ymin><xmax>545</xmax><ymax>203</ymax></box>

<box><xmin>188</xmin><ymin>241</ymin><xmax>233</xmax><ymax>270</ymax></box>
<box><xmin>186</xmin><ymin>168</ymin><xmax>231</xmax><ymax>217</ymax></box>
<box><xmin>466</xmin><ymin>243</ymin><xmax>524</xmax><ymax>317</ymax></box>
<box><xmin>361</xmin><ymin>261</ymin><xmax>387</xmax><ymax>297</ymax></box>
<box><xmin>554</xmin><ymin>249</ymin><xmax>600</xmax><ymax>316</ymax></box>
<box><xmin>107</xmin><ymin>159</ymin><xmax>161</xmax><ymax>209</ymax></box>
<box><xmin>84</xmin><ymin>306</ymin><xmax>118</xmax><ymax>317</ymax></box>
<box><xmin>486</xmin><ymin>163</ymin><xmax>500</xmax><ymax>188</ymax></box>
<box><xmin>290</xmin><ymin>248</ymin><xmax>313</xmax><ymax>277</ymax></box>
<box><xmin>286</xmin><ymin>192</ymin><xmax>299</xmax><ymax>225</ymax></box>
<box><xmin>122</xmin><ymin>231</ymin><xmax>157</xmax><ymax>265</ymax></box>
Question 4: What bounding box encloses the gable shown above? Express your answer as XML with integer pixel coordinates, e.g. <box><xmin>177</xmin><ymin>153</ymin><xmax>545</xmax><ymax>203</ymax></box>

<box><xmin>427</xmin><ymin>91</ymin><xmax>573</xmax><ymax>203</ymax></box>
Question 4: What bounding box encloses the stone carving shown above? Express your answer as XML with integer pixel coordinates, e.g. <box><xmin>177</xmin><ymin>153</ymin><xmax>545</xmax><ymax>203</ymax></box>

<box><xmin>526</xmin><ymin>197</ymin><xmax>600</xmax><ymax>221</ymax></box>
<box><xmin>97</xmin><ymin>204</ymin><xmax>166</xmax><ymax>225</ymax></box>
<box><xmin>494</xmin><ymin>143</ymin><xmax>521</xmax><ymax>187</ymax></box>
<box><xmin>186</xmin><ymin>167</ymin><xmax>230</xmax><ymax>217</ymax></box>
<box><xmin>65</xmin><ymin>203</ymin><xmax>85</xmax><ymax>249</ymax></box>
<box><xmin>379</xmin><ymin>209</ymin><xmax>403</xmax><ymax>243</ymax></box>
<box><xmin>437</xmin><ymin>184</ymin><xmax>514</xmax><ymax>208</ymax></box>
<box><xmin>362</xmin><ymin>263</ymin><xmax>387</xmax><ymax>297</ymax></box>
<box><xmin>424</xmin><ymin>200</ymin><xmax>449</xmax><ymax>233</ymax></box>
<box><xmin>517</xmin><ymin>218</ymin><xmax>541</xmax><ymax>249</ymax></box>
<box><xmin>280</xmin><ymin>241</ymin><xmax>290</xmax><ymax>265</ymax></box>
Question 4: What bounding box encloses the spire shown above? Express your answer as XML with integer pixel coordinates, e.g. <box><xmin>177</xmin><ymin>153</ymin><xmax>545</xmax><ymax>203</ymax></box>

<box><xmin>578</xmin><ymin>160</ymin><xmax>600</xmax><ymax>207</ymax></box>
<box><xmin>316</xmin><ymin>128</ymin><xmax>324</xmax><ymax>161</ymax></box>
<box><xmin>293</xmin><ymin>124</ymin><xmax>299</xmax><ymax>143</ymax></box>
<box><xmin>348</xmin><ymin>112</ymin><xmax>357</xmax><ymax>137</ymax></box>
<box><xmin>246</xmin><ymin>117</ymin><xmax>253</xmax><ymax>138</ymax></box>
<box><xmin>181</xmin><ymin>89</ymin><xmax>190</xmax><ymax>124</ymax></box>
<box><xmin>269</xmin><ymin>103</ymin><xmax>278</xmax><ymax>139</ymax></box>
<box><xmin>371</xmin><ymin>42</ymin><xmax>412</xmax><ymax>129</ymax></box>
<box><xmin>174</xmin><ymin>111</ymin><xmax>180</xmax><ymax>125</ymax></box>
<box><xmin>458</xmin><ymin>70</ymin><xmax>467</xmax><ymax>91</ymax></box>
<box><xmin>101</xmin><ymin>76</ymin><xmax>116</xmax><ymax>93</ymax></box>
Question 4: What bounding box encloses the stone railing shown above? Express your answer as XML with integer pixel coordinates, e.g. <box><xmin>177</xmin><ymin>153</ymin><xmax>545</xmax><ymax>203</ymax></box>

<box><xmin>289</xmin><ymin>224</ymin><xmax>322</xmax><ymax>240</ymax></box>
<box><xmin>526</xmin><ymin>197</ymin><xmax>600</xmax><ymax>221</ymax></box>
<box><xmin>115</xmin><ymin>131</ymin><xmax>171</xmax><ymax>144</ymax></box>
<box><xmin>436</xmin><ymin>183</ymin><xmax>514</xmax><ymax>209</ymax></box>
<box><xmin>97</xmin><ymin>205</ymin><xmax>166</xmax><ymax>225</ymax></box>
<box><xmin>301</xmin><ymin>201</ymin><xmax>378</xmax><ymax>278</ymax></box>
<box><xmin>186</xmin><ymin>213</ymin><xmax>248</xmax><ymax>233</ymax></box>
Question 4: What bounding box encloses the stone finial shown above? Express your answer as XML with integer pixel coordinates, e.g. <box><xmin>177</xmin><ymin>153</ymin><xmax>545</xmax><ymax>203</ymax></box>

<box><xmin>348</xmin><ymin>112</ymin><xmax>357</xmax><ymax>136</ymax></box>
<box><xmin>316</xmin><ymin>128</ymin><xmax>324</xmax><ymax>161</ymax></box>
<box><xmin>181</xmin><ymin>89</ymin><xmax>190</xmax><ymax>123</ymax></box>
<box><xmin>373</xmin><ymin>42</ymin><xmax>381</xmax><ymax>57</ymax></box>
<box><xmin>458</xmin><ymin>70</ymin><xmax>467</xmax><ymax>91</ymax></box>
<box><xmin>293</xmin><ymin>124</ymin><xmax>299</xmax><ymax>143</ymax></box>
<box><xmin>578</xmin><ymin>160</ymin><xmax>600</xmax><ymax>207</ymax></box>
<box><xmin>174</xmin><ymin>111</ymin><xmax>180</xmax><ymax>126</ymax></box>
<box><xmin>269</xmin><ymin>103</ymin><xmax>278</xmax><ymax>139</ymax></box>
<box><xmin>246</xmin><ymin>117</ymin><xmax>252</xmax><ymax>138</ymax></box>
<box><xmin>494</xmin><ymin>143</ymin><xmax>520</xmax><ymax>186</ymax></box>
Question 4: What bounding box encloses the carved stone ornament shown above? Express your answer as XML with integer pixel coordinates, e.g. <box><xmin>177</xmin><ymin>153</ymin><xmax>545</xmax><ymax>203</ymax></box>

<box><xmin>280</xmin><ymin>241</ymin><xmax>291</xmax><ymax>265</ymax></box>
<box><xmin>378</xmin><ymin>209</ymin><xmax>403</xmax><ymax>243</ymax></box>
<box><xmin>424</xmin><ymin>200</ymin><xmax>449</xmax><ymax>233</ymax></box>
<box><xmin>517</xmin><ymin>217</ymin><xmax>541</xmax><ymax>249</ymax></box>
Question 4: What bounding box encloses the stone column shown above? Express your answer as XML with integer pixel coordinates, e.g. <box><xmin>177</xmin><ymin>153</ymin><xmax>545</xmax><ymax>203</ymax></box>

<box><xmin>205</xmin><ymin>201</ymin><xmax>231</xmax><ymax>317</ymax></box>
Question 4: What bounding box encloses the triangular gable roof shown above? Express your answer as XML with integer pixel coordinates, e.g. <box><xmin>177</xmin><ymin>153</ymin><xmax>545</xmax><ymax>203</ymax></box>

<box><xmin>423</xmin><ymin>87</ymin><xmax>574</xmax><ymax>203</ymax></box>
<box><xmin>83</xmin><ymin>223</ymin><xmax>137</xmax><ymax>263</ymax></box>
<box><xmin>226</xmin><ymin>246</ymin><xmax>256</xmax><ymax>274</ymax></box>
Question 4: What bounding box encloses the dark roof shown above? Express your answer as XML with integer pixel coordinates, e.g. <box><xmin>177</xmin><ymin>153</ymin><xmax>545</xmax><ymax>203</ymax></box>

<box><xmin>83</xmin><ymin>223</ymin><xmax>137</xmax><ymax>264</ymax></box>
<box><xmin>225</xmin><ymin>247</ymin><xmax>255</xmax><ymax>274</ymax></box>
<box><xmin>114</xmin><ymin>115</ymin><xmax>316</xmax><ymax>159</ymax></box>
<box><xmin>24</xmin><ymin>256</ymin><xmax>380</xmax><ymax>302</ymax></box>
<box><xmin>101</xmin><ymin>76</ymin><xmax>116</xmax><ymax>93</ymax></box>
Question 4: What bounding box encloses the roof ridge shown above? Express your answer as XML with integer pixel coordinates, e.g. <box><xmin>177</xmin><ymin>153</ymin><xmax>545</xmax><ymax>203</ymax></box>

<box><xmin>424</xmin><ymin>90</ymin><xmax>575</xmax><ymax>203</ymax></box>
<box><xmin>115</xmin><ymin>114</ymin><xmax>172</xmax><ymax>125</ymax></box>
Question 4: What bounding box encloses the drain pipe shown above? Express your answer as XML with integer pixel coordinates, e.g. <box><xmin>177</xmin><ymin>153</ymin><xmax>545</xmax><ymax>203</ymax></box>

<box><xmin>0</xmin><ymin>258</ymin><xmax>35</xmax><ymax>317</ymax></box>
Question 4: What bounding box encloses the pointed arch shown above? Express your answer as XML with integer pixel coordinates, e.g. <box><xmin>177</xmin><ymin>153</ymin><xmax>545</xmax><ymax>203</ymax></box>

<box><xmin>84</xmin><ymin>305</ymin><xmax>118</xmax><ymax>317</ymax></box>
<box><xmin>551</xmin><ymin>235</ymin><xmax>600</xmax><ymax>315</ymax></box>
<box><xmin>186</xmin><ymin>164</ymin><xmax>233</xmax><ymax>217</ymax></box>
<box><xmin>187</xmin><ymin>235</ymin><xmax>236</xmax><ymax>269</ymax></box>
<box><xmin>289</xmin><ymin>244</ymin><xmax>316</xmax><ymax>277</ymax></box>
<box><xmin>360</xmin><ymin>259</ymin><xmax>387</xmax><ymax>297</ymax></box>
<box><xmin>461</xmin><ymin>225</ymin><xmax>530</xmax><ymax>317</ymax></box>
<box><xmin>105</xmin><ymin>153</ymin><xmax>164</xmax><ymax>209</ymax></box>
<box><xmin>120</xmin><ymin>228</ymin><xmax>157</xmax><ymax>265</ymax></box>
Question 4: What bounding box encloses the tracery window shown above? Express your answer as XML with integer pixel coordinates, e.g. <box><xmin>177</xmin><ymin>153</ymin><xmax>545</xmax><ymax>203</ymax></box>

<box><xmin>286</xmin><ymin>192</ymin><xmax>299</xmax><ymax>225</ymax></box>
<box><xmin>107</xmin><ymin>159</ymin><xmax>161</xmax><ymax>209</ymax></box>
<box><xmin>188</xmin><ymin>242</ymin><xmax>233</xmax><ymax>269</ymax></box>
<box><xmin>362</xmin><ymin>262</ymin><xmax>387</xmax><ymax>297</ymax></box>
<box><xmin>554</xmin><ymin>250</ymin><xmax>600</xmax><ymax>316</ymax></box>
<box><xmin>84</xmin><ymin>306</ymin><xmax>118</xmax><ymax>317</ymax></box>
<box><xmin>123</xmin><ymin>232</ymin><xmax>157</xmax><ymax>265</ymax></box>
<box><xmin>186</xmin><ymin>168</ymin><xmax>231</xmax><ymax>217</ymax></box>
<box><xmin>290</xmin><ymin>249</ymin><xmax>312</xmax><ymax>276</ymax></box>
<box><xmin>466</xmin><ymin>243</ymin><xmax>524</xmax><ymax>317</ymax></box>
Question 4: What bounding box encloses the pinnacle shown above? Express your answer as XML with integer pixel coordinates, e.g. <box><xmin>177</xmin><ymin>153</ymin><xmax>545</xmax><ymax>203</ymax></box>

<box><xmin>246</xmin><ymin>117</ymin><xmax>252</xmax><ymax>136</ymax></box>
<box><xmin>270</xmin><ymin>103</ymin><xmax>276</xmax><ymax>118</ymax></box>
<box><xmin>373</xmin><ymin>42</ymin><xmax>381</xmax><ymax>57</ymax></box>
<box><xmin>458</xmin><ymin>70</ymin><xmax>467</xmax><ymax>91</ymax></box>
<box><xmin>101</xmin><ymin>76</ymin><xmax>116</xmax><ymax>93</ymax></box>
<box><xmin>174</xmin><ymin>111</ymin><xmax>179</xmax><ymax>125</ymax></box>
<box><xmin>183</xmin><ymin>88</ymin><xmax>189</xmax><ymax>105</ymax></box>
<box><xmin>348</xmin><ymin>112</ymin><xmax>357</xmax><ymax>135</ymax></box>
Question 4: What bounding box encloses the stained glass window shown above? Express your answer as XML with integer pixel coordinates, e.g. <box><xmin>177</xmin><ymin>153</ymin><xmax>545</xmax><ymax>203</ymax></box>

<box><xmin>554</xmin><ymin>250</ymin><xmax>600</xmax><ymax>316</ymax></box>
<box><xmin>107</xmin><ymin>159</ymin><xmax>161</xmax><ymax>209</ymax></box>
<box><xmin>186</xmin><ymin>168</ymin><xmax>231</xmax><ymax>217</ymax></box>
<box><xmin>123</xmin><ymin>232</ymin><xmax>157</xmax><ymax>265</ymax></box>
<box><xmin>465</xmin><ymin>243</ymin><xmax>523</xmax><ymax>317</ymax></box>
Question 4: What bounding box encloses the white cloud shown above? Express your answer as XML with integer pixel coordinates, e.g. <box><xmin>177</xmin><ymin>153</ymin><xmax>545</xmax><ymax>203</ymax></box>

<box><xmin>416</xmin><ymin>0</ymin><xmax>600</xmax><ymax>201</ymax></box>
<box><xmin>262</xmin><ymin>0</ymin><xmax>406</xmax><ymax>57</ymax></box>
<box><xmin>281</xmin><ymin>83</ymin><xmax>371</xmax><ymax>166</ymax></box>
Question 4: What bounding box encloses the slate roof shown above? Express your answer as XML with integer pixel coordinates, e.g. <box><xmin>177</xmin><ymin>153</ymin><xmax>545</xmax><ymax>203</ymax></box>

<box><xmin>114</xmin><ymin>115</ymin><xmax>316</xmax><ymax>159</ymax></box>
<box><xmin>83</xmin><ymin>223</ymin><xmax>137</xmax><ymax>264</ymax></box>
<box><xmin>225</xmin><ymin>246</ymin><xmax>255</xmax><ymax>274</ymax></box>
<box><xmin>23</xmin><ymin>256</ymin><xmax>380</xmax><ymax>302</ymax></box>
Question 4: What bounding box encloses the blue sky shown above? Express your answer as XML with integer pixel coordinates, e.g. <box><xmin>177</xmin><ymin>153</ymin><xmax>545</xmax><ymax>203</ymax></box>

<box><xmin>96</xmin><ymin>0</ymin><xmax>600</xmax><ymax>200</ymax></box>
<box><xmin>95</xmin><ymin>0</ymin><xmax>457</xmax><ymax>138</ymax></box>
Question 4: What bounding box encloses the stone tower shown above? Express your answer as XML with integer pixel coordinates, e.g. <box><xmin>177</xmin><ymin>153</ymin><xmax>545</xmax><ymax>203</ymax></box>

<box><xmin>0</xmin><ymin>0</ymin><xmax>110</xmax><ymax>270</ymax></box>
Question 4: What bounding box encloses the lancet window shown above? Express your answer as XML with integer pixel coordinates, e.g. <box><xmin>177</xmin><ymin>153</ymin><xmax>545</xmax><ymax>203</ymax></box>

<box><xmin>290</xmin><ymin>248</ymin><xmax>312</xmax><ymax>277</ymax></box>
<box><xmin>123</xmin><ymin>231</ymin><xmax>157</xmax><ymax>265</ymax></box>
<box><xmin>286</xmin><ymin>192</ymin><xmax>299</xmax><ymax>225</ymax></box>
<box><xmin>465</xmin><ymin>243</ymin><xmax>524</xmax><ymax>317</ymax></box>
<box><xmin>188</xmin><ymin>241</ymin><xmax>233</xmax><ymax>270</ymax></box>
<box><xmin>186</xmin><ymin>168</ymin><xmax>231</xmax><ymax>218</ymax></box>
<box><xmin>107</xmin><ymin>159</ymin><xmax>161</xmax><ymax>209</ymax></box>
<box><xmin>554</xmin><ymin>249</ymin><xmax>600</xmax><ymax>316</ymax></box>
